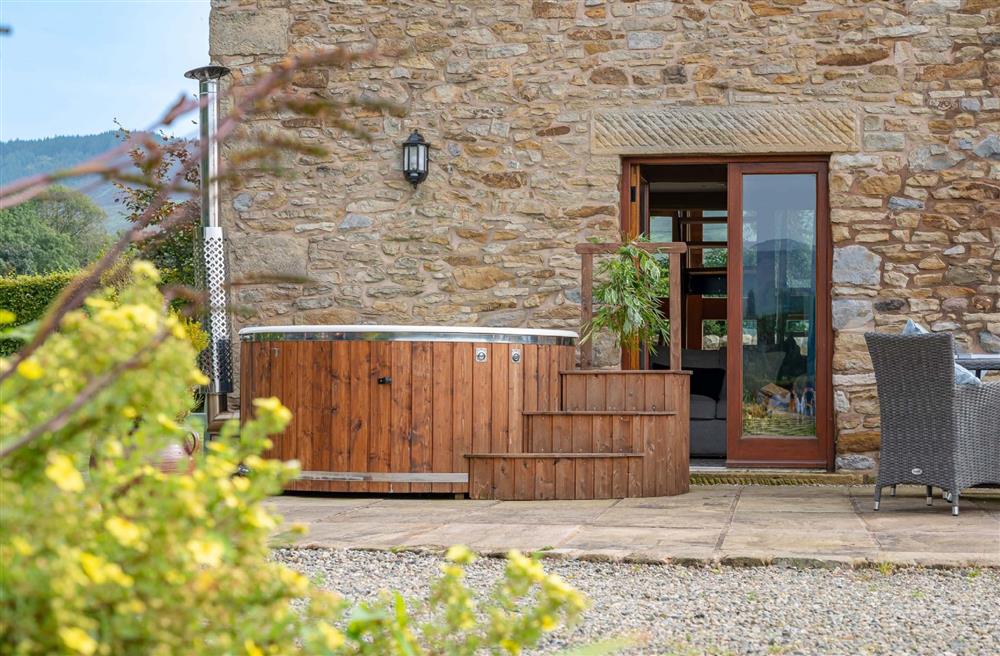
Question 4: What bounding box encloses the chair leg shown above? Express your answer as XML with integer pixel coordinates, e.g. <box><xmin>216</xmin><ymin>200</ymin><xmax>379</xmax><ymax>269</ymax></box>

<box><xmin>890</xmin><ymin>484</ymin><xmax>897</xmax><ymax>497</ymax></box>
<box><xmin>874</xmin><ymin>485</ymin><xmax>882</xmax><ymax>511</ymax></box>
<box><xmin>925</xmin><ymin>485</ymin><xmax>933</xmax><ymax>506</ymax></box>
<box><xmin>951</xmin><ymin>491</ymin><xmax>960</xmax><ymax>517</ymax></box>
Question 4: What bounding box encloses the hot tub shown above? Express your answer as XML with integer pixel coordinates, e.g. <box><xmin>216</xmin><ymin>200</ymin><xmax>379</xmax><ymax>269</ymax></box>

<box><xmin>239</xmin><ymin>325</ymin><xmax>577</xmax><ymax>494</ymax></box>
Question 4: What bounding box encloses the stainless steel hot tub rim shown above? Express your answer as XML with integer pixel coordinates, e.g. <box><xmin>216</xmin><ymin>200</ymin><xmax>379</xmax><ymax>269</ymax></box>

<box><xmin>238</xmin><ymin>325</ymin><xmax>578</xmax><ymax>346</ymax></box>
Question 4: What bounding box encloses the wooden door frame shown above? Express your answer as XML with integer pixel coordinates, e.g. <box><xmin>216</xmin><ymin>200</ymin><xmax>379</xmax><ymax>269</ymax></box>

<box><xmin>619</xmin><ymin>155</ymin><xmax>833</xmax><ymax>471</ymax></box>
<box><xmin>725</xmin><ymin>161</ymin><xmax>832</xmax><ymax>469</ymax></box>
<box><xmin>619</xmin><ymin>163</ymin><xmax>648</xmax><ymax>370</ymax></box>
<box><xmin>619</xmin><ymin>153</ymin><xmax>831</xmax><ymax>234</ymax></box>
<box><xmin>686</xmin><ymin>296</ymin><xmax>727</xmax><ymax>350</ymax></box>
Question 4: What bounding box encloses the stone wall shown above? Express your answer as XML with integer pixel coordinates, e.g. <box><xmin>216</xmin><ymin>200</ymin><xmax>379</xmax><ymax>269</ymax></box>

<box><xmin>210</xmin><ymin>0</ymin><xmax>1000</xmax><ymax>472</ymax></box>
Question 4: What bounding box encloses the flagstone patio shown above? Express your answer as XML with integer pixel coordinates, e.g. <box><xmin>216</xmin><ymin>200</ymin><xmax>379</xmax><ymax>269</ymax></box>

<box><xmin>268</xmin><ymin>484</ymin><xmax>1000</xmax><ymax>568</ymax></box>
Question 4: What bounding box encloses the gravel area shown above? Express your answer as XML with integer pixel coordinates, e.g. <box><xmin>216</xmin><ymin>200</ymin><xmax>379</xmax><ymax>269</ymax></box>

<box><xmin>275</xmin><ymin>548</ymin><xmax>1000</xmax><ymax>656</ymax></box>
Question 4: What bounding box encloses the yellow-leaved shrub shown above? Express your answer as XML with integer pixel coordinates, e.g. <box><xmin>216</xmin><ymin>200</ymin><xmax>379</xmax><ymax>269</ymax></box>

<box><xmin>0</xmin><ymin>262</ymin><xmax>590</xmax><ymax>655</ymax></box>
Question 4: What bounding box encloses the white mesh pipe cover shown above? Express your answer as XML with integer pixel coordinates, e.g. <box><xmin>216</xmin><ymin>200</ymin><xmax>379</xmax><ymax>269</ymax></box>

<box><xmin>202</xmin><ymin>226</ymin><xmax>232</xmax><ymax>393</ymax></box>
<box><xmin>185</xmin><ymin>65</ymin><xmax>232</xmax><ymax>394</ymax></box>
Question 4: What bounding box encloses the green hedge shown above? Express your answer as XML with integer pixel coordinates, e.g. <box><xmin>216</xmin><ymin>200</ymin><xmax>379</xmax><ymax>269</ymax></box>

<box><xmin>0</xmin><ymin>271</ymin><xmax>77</xmax><ymax>357</ymax></box>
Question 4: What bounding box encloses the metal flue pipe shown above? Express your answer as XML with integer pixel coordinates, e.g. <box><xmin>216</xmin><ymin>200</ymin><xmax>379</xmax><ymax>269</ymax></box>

<box><xmin>185</xmin><ymin>64</ymin><xmax>232</xmax><ymax>395</ymax></box>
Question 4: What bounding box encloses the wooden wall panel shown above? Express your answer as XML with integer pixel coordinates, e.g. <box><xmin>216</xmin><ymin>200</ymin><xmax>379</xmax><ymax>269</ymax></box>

<box><xmin>667</xmin><ymin>375</ymin><xmax>691</xmax><ymax>496</ymax></box>
<box><xmin>368</xmin><ymin>342</ymin><xmax>391</xmax><ymax>493</ymax></box>
<box><xmin>627</xmin><ymin>415</ymin><xmax>644</xmax><ymax>496</ymax></box>
<box><xmin>553</xmin><ymin>417</ymin><xmax>575</xmax><ymax>499</ymax></box>
<box><xmin>585</xmin><ymin>373</ymin><xmax>606</xmax><ymax>411</ymax></box>
<box><xmin>523</xmin><ymin>345</ymin><xmax>539</xmax><ymax>414</ymax></box>
<box><xmin>593</xmin><ymin>415</ymin><xmax>612</xmax><ymax>497</ymax></box>
<box><xmin>348</xmin><ymin>342</ymin><xmax>370</xmax><ymax>493</ymax></box>
<box><xmin>431</xmin><ymin>342</ymin><xmax>454</xmax><ymax>493</ymax></box>
<box><xmin>550</xmin><ymin>347</ymin><xmax>565</xmax><ymax>411</ymax></box>
<box><xmin>410</xmin><ymin>342</ymin><xmax>433</xmax><ymax>493</ymax></box>
<box><xmin>276</xmin><ymin>341</ymin><xmax>294</xmax><ymax>463</ymax></box>
<box><xmin>564</xmin><ymin>374</ymin><xmax>586</xmax><ymax>411</ymax></box>
<box><xmin>494</xmin><ymin>345</ymin><xmax>516</xmax><ymax>499</ymax></box>
<box><xmin>533</xmin><ymin>416</ymin><xmax>555</xmax><ymax>499</ymax></box>
<box><xmin>329</xmin><ymin>342</ymin><xmax>351</xmax><ymax>492</ymax></box>
<box><xmin>239</xmin><ymin>342</ymin><xmax>253</xmax><ymax>427</ymax></box>
<box><xmin>605</xmin><ymin>377</ymin><xmax>629</xmax><ymax>496</ymax></box>
<box><xmin>452</xmin><ymin>342</ymin><xmax>473</xmax><ymax>494</ymax></box>
<box><xmin>389</xmin><ymin>342</ymin><xmax>412</xmax><ymax>493</ymax></box>
<box><xmin>470</xmin><ymin>343</ymin><xmax>493</xmax><ymax>498</ymax></box>
<box><xmin>508</xmin><ymin>346</ymin><xmax>524</xmax><ymax>454</ymax></box>
<box><xmin>312</xmin><ymin>342</ymin><xmax>330</xmax><ymax>473</ymax></box>
<box><xmin>643</xmin><ymin>377</ymin><xmax>664</xmax><ymax>494</ymax></box>
<box><xmin>572</xmin><ymin>415</ymin><xmax>592</xmax><ymax>498</ymax></box>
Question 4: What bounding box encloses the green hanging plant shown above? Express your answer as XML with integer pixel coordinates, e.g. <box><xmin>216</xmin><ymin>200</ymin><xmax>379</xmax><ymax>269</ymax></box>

<box><xmin>581</xmin><ymin>237</ymin><xmax>671</xmax><ymax>353</ymax></box>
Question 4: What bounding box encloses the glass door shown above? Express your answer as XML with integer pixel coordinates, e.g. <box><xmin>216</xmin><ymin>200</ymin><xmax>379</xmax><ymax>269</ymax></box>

<box><xmin>725</xmin><ymin>163</ymin><xmax>831</xmax><ymax>468</ymax></box>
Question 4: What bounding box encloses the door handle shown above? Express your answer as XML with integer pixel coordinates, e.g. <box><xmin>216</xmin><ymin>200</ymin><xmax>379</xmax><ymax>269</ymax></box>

<box><xmin>377</xmin><ymin>376</ymin><xmax>392</xmax><ymax>385</ymax></box>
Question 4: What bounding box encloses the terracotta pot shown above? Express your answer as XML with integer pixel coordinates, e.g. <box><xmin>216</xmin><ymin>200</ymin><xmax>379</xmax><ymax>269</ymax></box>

<box><xmin>154</xmin><ymin>431</ymin><xmax>200</xmax><ymax>474</ymax></box>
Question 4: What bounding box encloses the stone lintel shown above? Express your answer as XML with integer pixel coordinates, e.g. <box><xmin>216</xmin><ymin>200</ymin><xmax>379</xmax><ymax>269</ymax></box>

<box><xmin>591</xmin><ymin>106</ymin><xmax>860</xmax><ymax>155</ymax></box>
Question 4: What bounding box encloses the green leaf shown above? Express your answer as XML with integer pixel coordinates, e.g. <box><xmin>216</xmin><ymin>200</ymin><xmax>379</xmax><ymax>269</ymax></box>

<box><xmin>581</xmin><ymin>237</ymin><xmax>672</xmax><ymax>352</ymax></box>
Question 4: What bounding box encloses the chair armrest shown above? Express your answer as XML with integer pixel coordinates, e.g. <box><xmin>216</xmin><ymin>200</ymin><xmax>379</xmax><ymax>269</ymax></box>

<box><xmin>954</xmin><ymin>381</ymin><xmax>1000</xmax><ymax>440</ymax></box>
<box><xmin>954</xmin><ymin>380</ymin><xmax>1000</xmax><ymax>407</ymax></box>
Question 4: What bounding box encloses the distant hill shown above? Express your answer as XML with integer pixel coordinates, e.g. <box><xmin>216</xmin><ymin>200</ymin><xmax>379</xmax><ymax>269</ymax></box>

<box><xmin>1</xmin><ymin>131</ymin><xmax>128</xmax><ymax>231</ymax></box>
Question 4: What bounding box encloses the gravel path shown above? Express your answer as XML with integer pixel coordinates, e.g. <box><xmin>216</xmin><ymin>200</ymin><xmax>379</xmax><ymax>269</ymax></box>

<box><xmin>275</xmin><ymin>548</ymin><xmax>1000</xmax><ymax>656</ymax></box>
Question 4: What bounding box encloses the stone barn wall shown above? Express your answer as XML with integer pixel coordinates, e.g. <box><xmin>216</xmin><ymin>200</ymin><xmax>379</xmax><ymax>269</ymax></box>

<box><xmin>210</xmin><ymin>0</ymin><xmax>1000</xmax><ymax>472</ymax></box>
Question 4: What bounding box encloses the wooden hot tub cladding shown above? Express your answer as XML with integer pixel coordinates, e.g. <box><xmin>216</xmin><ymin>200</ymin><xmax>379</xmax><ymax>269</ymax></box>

<box><xmin>239</xmin><ymin>326</ymin><xmax>690</xmax><ymax>500</ymax></box>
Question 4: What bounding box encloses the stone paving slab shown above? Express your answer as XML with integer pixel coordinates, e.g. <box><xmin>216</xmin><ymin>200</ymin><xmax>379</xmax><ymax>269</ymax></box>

<box><xmin>404</xmin><ymin>522</ymin><xmax>581</xmax><ymax>552</ymax></box>
<box><xmin>591</xmin><ymin>505</ymin><xmax>731</xmax><ymax>530</ymax></box>
<box><xmin>559</xmin><ymin>525</ymin><xmax>720</xmax><ymax>555</ymax></box>
<box><xmin>295</xmin><ymin>521</ymin><xmax>438</xmax><ymax>549</ymax></box>
<box><xmin>324</xmin><ymin>499</ymin><xmax>497</xmax><ymax>525</ymax></box>
<box><xmin>268</xmin><ymin>484</ymin><xmax>1000</xmax><ymax>568</ymax></box>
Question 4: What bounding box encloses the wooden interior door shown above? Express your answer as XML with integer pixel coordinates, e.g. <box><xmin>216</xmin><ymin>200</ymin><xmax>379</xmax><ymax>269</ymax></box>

<box><xmin>725</xmin><ymin>162</ymin><xmax>832</xmax><ymax>469</ymax></box>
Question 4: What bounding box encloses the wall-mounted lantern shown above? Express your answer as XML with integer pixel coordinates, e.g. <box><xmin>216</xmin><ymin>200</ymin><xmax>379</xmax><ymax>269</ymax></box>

<box><xmin>401</xmin><ymin>129</ymin><xmax>430</xmax><ymax>188</ymax></box>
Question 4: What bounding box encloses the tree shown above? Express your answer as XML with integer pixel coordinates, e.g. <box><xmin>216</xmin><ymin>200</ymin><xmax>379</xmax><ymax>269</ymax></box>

<box><xmin>113</xmin><ymin>127</ymin><xmax>199</xmax><ymax>287</ymax></box>
<box><xmin>31</xmin><ymin>186</ymin><xmax>110</xmax><ymax>257</ymax></box>
<box><xmin>0</xmin><ymin>186</ymin><xmax>109</xmax><ymax>275</ymax></box>
<box><xmin>0</xmin><ymin>202</ymin><xmax>84</xmax><ymax>275</ymax></box>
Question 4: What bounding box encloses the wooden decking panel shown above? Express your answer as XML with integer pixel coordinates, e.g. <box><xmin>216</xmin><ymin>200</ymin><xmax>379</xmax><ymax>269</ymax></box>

<box><xmin>369</xmin><ymin>341</ymin><xmax>391</xmax><ymax>493</ymax></box>
<box><xmin>470</xmin><ymin>343</ymin><xmax>493</xmax><ymax>498</ymax></box>
<box><xmin>389</xmin><ymin>341</ymin><xmax>412</xmax><ymax>494</ymax></box>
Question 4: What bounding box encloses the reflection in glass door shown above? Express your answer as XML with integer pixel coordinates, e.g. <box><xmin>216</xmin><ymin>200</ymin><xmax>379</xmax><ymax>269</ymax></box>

<box><xmin>740</xmin><ymin>175</ymin><xmax>817</xmax><ymax>438</ymax></box>
<box><xmin>726</xmin><ymin>162</ymin><xmax>830</xmax><ymax>469</ymax></box>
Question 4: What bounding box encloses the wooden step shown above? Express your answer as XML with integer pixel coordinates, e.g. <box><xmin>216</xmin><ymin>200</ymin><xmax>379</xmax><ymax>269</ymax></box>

<box><xmin>524</xmin><ymin>413</ymin><xmax>664</xmax><ymax>455</ymax></box>
<box><xmin>467</xmin><ymin>453</ymin><xmax>643</xmax><ymax>500</ymax></box>
<box><xmin>465</xmin><ymin>368</ymin><xmax>691</xmax><ymax>501</ymax></box>
<box><xmin>560</xmin><ymin>369</ymin><xmax>692</xmax><ymax>375</ymax></box>
<box><xmin>466</xmin><ymin>452</ymin><xmax>643</xmax><ymax>459</ymax></box>
<box><xmin>523</xmin><ymin>410</ymin><xmax>677</xmax><ymax>416</ymax></box>
<box><xmin>560</xmin><ymin>370</ymin><xmax>689</xmax><ymax>413</ymax></box>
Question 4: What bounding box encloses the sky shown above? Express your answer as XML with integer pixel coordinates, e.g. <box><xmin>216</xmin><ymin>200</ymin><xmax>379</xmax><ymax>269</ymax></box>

<box><xmin>0</xmin><ymin>0</ymin><xmax>210</xmax><ymax>142</ymax></box>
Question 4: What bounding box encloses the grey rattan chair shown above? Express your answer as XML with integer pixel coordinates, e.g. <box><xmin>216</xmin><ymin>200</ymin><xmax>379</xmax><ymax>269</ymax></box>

<box><xmin>865</xmin><ymin>332</ymin><xmax>1000</xmax><ymax>516</ymax></box>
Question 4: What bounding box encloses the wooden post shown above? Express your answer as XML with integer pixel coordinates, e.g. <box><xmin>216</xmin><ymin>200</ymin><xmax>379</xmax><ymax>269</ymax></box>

<box><xmin>581</xmin><ymin>253</ymin><xmax>593</xmax><ymax>369</ymax></box>
<box><xmin>669</xmin><ymin>252</ymin><xmax>682</xmax><ymax>372</ymax></box>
